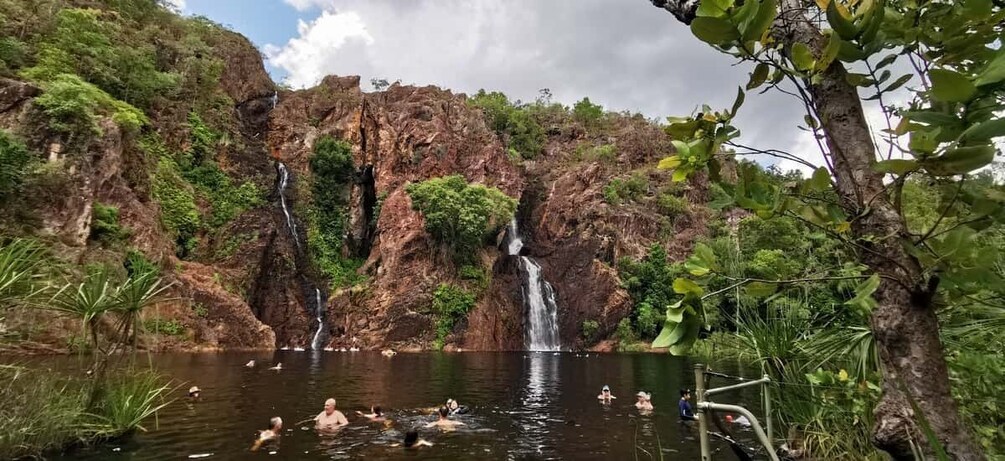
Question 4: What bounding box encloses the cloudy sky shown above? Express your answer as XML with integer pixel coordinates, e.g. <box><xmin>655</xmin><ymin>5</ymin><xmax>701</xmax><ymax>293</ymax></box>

<box><xmin>180</xmin><ymin>0</ymin><xmax>896</xmax><ymax>175</ymax></box>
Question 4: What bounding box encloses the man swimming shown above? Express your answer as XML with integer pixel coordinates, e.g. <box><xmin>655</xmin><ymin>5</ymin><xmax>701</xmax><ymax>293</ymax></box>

<box><xmin>251</xmin><ymin>416</ymin><xmax>282</xmax><ymax>451</ymax></box>
<box><xmin>597</xmin><ymin>385</ymin><xmax>616</xmax><ymax>402</ymax></box>
<box><xmin>425</xmin><ymin>406</ymin><xmax>465</xmax><ymax>429</ymax></box>
<box><xmin>315</xmin><ymin>398</ymin><xmax>349</xmax><ymax>431</ymax></box>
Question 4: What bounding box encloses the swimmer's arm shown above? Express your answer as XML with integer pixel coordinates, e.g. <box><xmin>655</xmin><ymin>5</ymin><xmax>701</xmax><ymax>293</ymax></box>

<box><xmin>417</xmin><ymin>440</ymin><xmax>434</xmax><ymax>447</ymax></box>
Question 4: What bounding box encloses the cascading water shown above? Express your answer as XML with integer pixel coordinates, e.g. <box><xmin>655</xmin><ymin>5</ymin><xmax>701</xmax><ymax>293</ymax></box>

<box><xmin>275</xmin><ymin>162</ymin><xmax>327</xmax><ymax>350</ymax></box>
<box><xmin>508</xmin><ymin>219</ymin><xmax>561</xmax><ymax>351</ymax></box>
<box><xmin>276</xmin><ymin>163</ymin><xmax>300</xmax><ymax>248</ymax></box>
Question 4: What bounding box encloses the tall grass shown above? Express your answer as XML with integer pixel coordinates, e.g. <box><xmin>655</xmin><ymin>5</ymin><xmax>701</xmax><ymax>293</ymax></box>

<box><xmin>0</xmin><ymin>365</ymin><xmax>173</xmax><ymax>459</ymax></box>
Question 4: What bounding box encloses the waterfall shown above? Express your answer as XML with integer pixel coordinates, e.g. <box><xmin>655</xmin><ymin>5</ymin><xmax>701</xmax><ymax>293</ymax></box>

<box><xmin>276</xmin><ymin>163</ymin><xmax>300</xmax><ymax>248</ymax></box>
<box><xmin>508</xmin><ymin>219</ymin><xmax>561</xmax><ymax>351</ymax></box>
<box><xmin>271</xmin><ymin>90</ymin><xmax>278</xmax><ymax>109</ymax></box>
<box><xmin>310</xmin><ymin>288</ymin><xmax>325</xmax><ymax>350</ymax></box>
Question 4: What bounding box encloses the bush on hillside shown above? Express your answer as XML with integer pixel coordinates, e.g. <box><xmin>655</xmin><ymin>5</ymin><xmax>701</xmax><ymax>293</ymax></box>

<box><xmin>405</xmin><ymin>175</ymin><xmax>517</xmax><ymax>263</ymax></box>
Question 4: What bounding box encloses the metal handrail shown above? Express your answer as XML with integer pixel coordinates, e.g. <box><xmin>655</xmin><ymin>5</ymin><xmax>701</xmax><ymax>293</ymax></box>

<box><xmin>694</xmin><ymin>364</ymin><xmax>776</xmax><ymax>461</ymax></box>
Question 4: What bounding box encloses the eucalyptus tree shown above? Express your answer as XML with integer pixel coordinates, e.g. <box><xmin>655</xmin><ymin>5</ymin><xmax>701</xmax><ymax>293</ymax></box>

<box><xmin>644</xmin><ymin>0</ymin><xmax>1003</xmax><ymax>458</ymax></box>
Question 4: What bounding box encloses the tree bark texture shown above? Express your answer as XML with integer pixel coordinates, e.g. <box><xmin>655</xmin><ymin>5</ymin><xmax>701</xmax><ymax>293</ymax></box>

<box><xmin>647</xmin><ymin>0</ymin><xmax>985</xmax><ymax>459</ymax></box>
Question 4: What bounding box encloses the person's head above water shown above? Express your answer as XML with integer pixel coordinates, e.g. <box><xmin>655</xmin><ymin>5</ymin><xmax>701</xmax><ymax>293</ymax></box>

<box><xmin>404</xmin><ymin>430</ymin><xmax>420</xmax><ymax>448</ymax></box>
<box><xmin>602</xmin><ymin>385</ymin><xmax>611</xmax><ymax>394</ymax></box>
<box><xmin>446</xmin><ymin>398</ymin><xmax>459</xmax><ymax>410</ymax></box>
<box><xmin>188</xmin><ymin>386</ymin><xmax>201</xmax><ymax>397</ymax></box>
<box><xmin>438</xmin><ymin>406</ymin><xmax>450</xmax><ymax>418</ymax></box>
<box><xmin>324</xmin><ymin>398</ymin><xmax>337</xmax><ymax>415</ymax></box>
<box><xmin>269</xmin><ymin>416</ymin><xmax>283</xmax><ymax>431</ymax></box>
<box><xmin>372</xmin><ymin>406</ymin><xmax>382</xmax><ymax>416</ymax></box>
<box><xmin>680</xmin><ymin>389</ymin><xmax>691</xmax><ymax>399</ymax></box>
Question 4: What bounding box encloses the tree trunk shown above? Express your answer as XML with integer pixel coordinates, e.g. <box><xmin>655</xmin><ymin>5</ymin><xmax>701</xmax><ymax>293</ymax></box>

<box><xmin>646</xmin><ymin>0</ymin><xmax>985</xmax><ymax>459</ymax></box>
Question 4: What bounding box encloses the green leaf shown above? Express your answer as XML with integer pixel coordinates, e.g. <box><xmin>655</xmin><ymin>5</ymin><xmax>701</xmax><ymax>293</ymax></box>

<box><xmin>690</xmin><ymin>17</ymin><xmax>740</xmax><ymax>45</ymax></box>
<box><xmin>845</xmin><ymin>73</ymin><xmax>873</xmax><ymax>87</ymax></box>
<box><xmin>803</xmin><ymin>167</ymin><xmax>830</xmax><ymax>192</ymax></box>
<box><xmin>929</xmin><ymin>69</ymin><xmax>976</xmax><ymax>102</ymax></box>
<box><xmin>671</xmin><ymin>168</ymin><xmax>690</xmax><ymax>182</ymax></box>
<box><xmin>671</xmin><ymin>140</ymin><xmax>691</xmax><ymax>157</ymax></box>
<box><xmin>730</xmin><ymin>87</ymin><xmax>745</xmax><ymax>116</ymax></box>
<box><xmin>696</xmin><ymin>0</ymin><xmax>734</xmax><ymax>18</ymax></box>
<box><xmin>747</xmin><ymin>63</ymin><xmax>770</xmax><ymax>90</ymax></box>
<box><xmin>742</xmin><ymin>0</ymin><xmax>777</xmax><ymax>43</ymax></box>
<box><xmin>874</xmin><ymin>159</ymin><xmax>918</xmax><ymax>175</ymax></box>
<box><xmin>883</xmin><ymin>74</ymin><xmax>912</xmax><ymax>92</ymax></box>
<box><xmin>921</xmin><ymin>145</ymin><xmax>995</xmax><ymax>176</ymax></box>
<box><xmin>791</xmin><ymin>43</ymin><xmax>815</xmax><ymax>71</ymax></box>
<box><xmin>959</xmin><ymin>118</ymin><xmax>1005</xmax><ymax>143</ymax></box>
<box><xmin>673</xmin><ymin>278</ymin><xmax>704</xmax><ymax>296</ymax></box>
<box><xmin>744</xmin><ymin>281</ymin><xmax>777</xmax><ymax>298</ymax></box>
<box><xmin>962</xmin><ymin>0</ymin><xmax>992</xmax><ymax>18</ymax></box>
<box><xmin>657</xmin><ymin>155</ymin><xmax>683</xmax><ymax>170</ymax></box>
<box><xmin>874</xmin><ymin>53</ymin><xmax>898</xmax><ymax>69</ymax></box>
<box><xmin>837</xmin><ymin>41</ymin><xmax>867</xmax><ymax>62</ymax></box>
<box><xmin>690</xmin><ymin>243</ymin><xmax>718</xmax><ymax>275</ymax></box>
<box><xmin>826</xmin><ymin>0</ymin><xmax>858</xmax><ymax>40</ymax></box>
<box><xmin>974</xmin><ymin>49</ymin><xmax>1005</xmax><ymax>87</ymax></box>
<box><xmin>846</xmin><ymin>274</ymin><xmax>880</xmax><ymax>312</ymax></box>
<box><xmin>651</xmin><ymin>320</ymin><xmax>678</xmax><ymax>348</ymax></box>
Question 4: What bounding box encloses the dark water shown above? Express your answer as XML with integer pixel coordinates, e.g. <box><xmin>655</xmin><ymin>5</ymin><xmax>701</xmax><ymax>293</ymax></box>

<box><xmin>34</xmin><ymin>352</ymin><xmax>766</xmax><ymax>460</ymax></box>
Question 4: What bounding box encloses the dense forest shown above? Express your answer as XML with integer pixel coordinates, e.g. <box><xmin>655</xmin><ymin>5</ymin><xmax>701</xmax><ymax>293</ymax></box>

<box><xmin>0</xmin><ymin>0</ymin><xmax>1002</xmax><ymax>459</ymax></box>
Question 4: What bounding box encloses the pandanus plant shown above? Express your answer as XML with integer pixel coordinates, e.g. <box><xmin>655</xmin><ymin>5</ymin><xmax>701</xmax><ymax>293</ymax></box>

<box><xmin>0</xmin><ymin>239</ymin><xmax>49</xmax><ymax>308</ymax></box>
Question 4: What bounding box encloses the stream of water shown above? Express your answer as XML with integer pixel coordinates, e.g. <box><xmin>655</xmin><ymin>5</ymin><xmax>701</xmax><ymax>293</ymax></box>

<box><xmin>32</xmin><ymin>352</ymin><xmax>766</xmax><ymax>461</ymax></box>
<box><xmin>508</xmin><ymin>220</ymin><xmax>561</xmax><ymax>351</ymax></box>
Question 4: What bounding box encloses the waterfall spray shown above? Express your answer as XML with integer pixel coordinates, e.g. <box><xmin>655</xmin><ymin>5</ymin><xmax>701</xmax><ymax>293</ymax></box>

<box><xmin>508</xmin><ymin>219</ymin><xmax>560</xmax><ymax>351</ymax></box>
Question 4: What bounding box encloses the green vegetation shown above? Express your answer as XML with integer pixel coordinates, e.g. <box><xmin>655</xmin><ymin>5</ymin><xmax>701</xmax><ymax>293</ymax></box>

<box><xmin>0</xmin><ymin>130</ymin><xmax>35</xmax><ymax>203</ymax></box>
<box><xmin>144</xmin><ymin>318</ymin><xmax>184</xmax><ymax>336</ymax></box>
<box><xmin>0</xmin><ymin>365</ymin><xmax>172</xmax><ymax>459</ymax></box>
<box><xmin>146</xmin><ymin>115</ymin><xmax>262</xmax><ymax>258</ymax></box>
<box><xmin>0</xmin><ymin>239</ymin><xmax>172</xmax><ymax>458</ymax></box>
<box><xmin>468</xmin><ymin>90</ymin><xmax>546</xmax><ymax>159</ymax></box>
<box><xmin>602</xmin><ymin>173</ymin><xmax>649</xmax><ymax>206</ymax></box>
<box><xmin>572</xmin><ymin>97</ymin><xmax>604</xmax><ymax>129</ymax></box>
<box><xmin>89</xmin><ymin>202</ymin><xmax>129</xmax><ymax>245</ymax></box>
<box><xmin>406</xmin><ymin>175</ymin><xmax>517</xmax><ymax>263</ymax></box>
<box><xmin>431</xmin><ymin>283</ymin><xmax>476</xmax><ymax>350</ymax></box>
<box><xmin>618</xmin><ymin>245</ymin><xmax>684</xmax><ymax>341</ymax></box>
<box><xmin>306</xmin><ymin>136</ymin><xmax>366</xmax><ymax>289</ymax></box>
<box><xmin>32</xmin><ymin>73</ymin><xmax>147</xmax><ymax>136</ymax></box>
<box><xmin>575</xmin><ymin>143</ymin><xmax>617</xmax><ymax>163</ymax></box>
<box><xmin>581</xmin><ymin>319</ymin><xmax>599</xmax><ymax>341</ymax></box>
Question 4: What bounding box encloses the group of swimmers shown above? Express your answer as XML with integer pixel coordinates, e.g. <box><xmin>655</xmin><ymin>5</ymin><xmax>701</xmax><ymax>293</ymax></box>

<box><xmin>597</xmin><ymin>385</ymin><xmax>749</xmax><ymax>426</ymax></box>
<box><xmin>247</xmin><ymin>396</ymin><xmax>469</xmax><ymax>452</ymax></box>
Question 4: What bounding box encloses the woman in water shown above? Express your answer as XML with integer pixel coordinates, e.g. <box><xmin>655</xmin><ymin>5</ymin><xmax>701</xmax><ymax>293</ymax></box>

<box><xmin>597</xmin><ymin>385</ymin><xmax>616</xmax><ymax>403</ymax></box>
<box><xmin>398</xmin><ymin>430</ymin><xmax>433</xmax><ymax>448</ymax></box>
<box><xmin>445</xmin><ymin>398</ymin><xmax>469</xmax><ymax>415</ymax></box>
<box><xmin>635</xmin><ymin>391</ymin><xmax>654</xmax><ymax>411</ymax></box>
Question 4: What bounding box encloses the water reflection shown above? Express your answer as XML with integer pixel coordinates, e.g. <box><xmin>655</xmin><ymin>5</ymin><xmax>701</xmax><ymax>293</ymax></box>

<box><xmin>510</xmin><ymin>352</ymin><xmax>561</xmax><ymax>459</ymax></box>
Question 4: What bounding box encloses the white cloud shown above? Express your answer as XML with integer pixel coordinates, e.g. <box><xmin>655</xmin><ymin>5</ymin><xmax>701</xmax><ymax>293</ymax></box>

<box><xmin>163</xmin><ymin>0</ymin><xmax>186</xmax><ymax>11</ymax></box>
<box><xmin>283</xmin><ymin>0</ymin><xmax>335</xmax><ymax>12</ymax></box>
<box><xmin>266</xmin><ymin>10</ymin><xmax>373</xmax><ymax>87</ymax></box>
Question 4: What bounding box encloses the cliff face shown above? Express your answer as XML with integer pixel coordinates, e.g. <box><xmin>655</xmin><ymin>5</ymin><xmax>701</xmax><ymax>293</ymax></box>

<box><xmin>0</xmin><ymin>5</ymin><xmax>709</xmax><ymax>352</ymax></box>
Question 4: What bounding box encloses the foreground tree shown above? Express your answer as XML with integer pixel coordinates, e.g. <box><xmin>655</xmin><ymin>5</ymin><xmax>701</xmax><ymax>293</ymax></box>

<box><xmin>645</xmin><ymin>0</ymin><xmax>1003</xmax><ymax>458</ymax></box>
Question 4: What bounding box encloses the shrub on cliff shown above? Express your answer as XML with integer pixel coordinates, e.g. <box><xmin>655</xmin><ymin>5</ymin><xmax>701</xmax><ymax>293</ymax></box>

<box><xmin>431</xmin><ymin>283</ymin><xmax>476</xmax><ymax>349</ymax></box>
<box><xmin>468</xmin><ymin>90</ymin><xmax>545</xmax><ymax>160</ymax></box>
<box><xmin>618</xmin><ymin>245</ymin><xmax>684</xmax><ymax>340</ymax></box>
<box><xmin>89</xmin><ymin>202</ymin><xmax>130</xmax><ymax>245</ymax></box>
<box><xmin>0</xmin><ymin>131</ymin><xmax>35</xmax><ymax>204</ymax></box>
<box><xmin>307</xmin><ymin>136</ymin><xmax>365</xmax><ymax>289</ymax></box>
<box><xmin>405</xmin><ymin>175</ymin><xmax>517</xmax><ymax>263</ymax></box>
<box><xmin>33</xmin><ymin>74</ymin><xmax>147</xmax><ymax>137</ymax></box>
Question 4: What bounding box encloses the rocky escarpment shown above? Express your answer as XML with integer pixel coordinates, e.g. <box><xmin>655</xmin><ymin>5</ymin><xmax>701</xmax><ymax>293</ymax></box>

<box><xmin>266</xmin><ymin>77</ymin><xmax>711</xmax><ymax>351</ymax></box>
<box><xmin>1</xmin><ymin>2</ymin><xmax>710</xmax><ymax>352</ymax></box>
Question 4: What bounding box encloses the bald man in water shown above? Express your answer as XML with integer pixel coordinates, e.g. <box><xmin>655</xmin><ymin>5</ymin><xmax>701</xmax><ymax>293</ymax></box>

<box><xmin>315</xmin><ymin>398</ymin><xmax>349</xmax><ymax>431</ymax></box>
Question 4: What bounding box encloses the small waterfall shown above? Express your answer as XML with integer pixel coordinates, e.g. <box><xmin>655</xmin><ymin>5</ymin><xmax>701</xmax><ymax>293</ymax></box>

<box><xmin>310</xmin><ymin>288</ymin><xmax>326</xmax><ymax>350</ymax></box>
<box><xmin>274</xmin><ymin>161</ymin><xmax>327</xmax><ymax>349</ymax></box>
<box><xmin>276</xmin><ymin>163</ymin><xmax>300</xmax><ymax>248</ymax></box>
<box><xmin>271</xmin><ymin>90</ymin><xmax>278</xmax><ymax>109</ymax></box>
<box><xmin>508</xmin><ymin>219</ymin><xmax>560</xmax><ymax>351</ymax></box>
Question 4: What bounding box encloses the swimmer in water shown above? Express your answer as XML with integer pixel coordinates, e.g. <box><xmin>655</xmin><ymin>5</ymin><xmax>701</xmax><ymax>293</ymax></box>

<box><xmin>268</xmin><ymin>362</ymin><xmax>282</xmax><ymax>371</ymax></box>
<box><xmin>315</xmin><ymin>398</ymin><xmax>349</xmax><ymax>431</ymax></box>
<box><xmin>403</xmin><ymin>430</ymin><xmax>433</xmax><ymax>448</ymax></box>
<box><xmin>251</xmin><ymin>416</ymin><xmax>282</xmax><ymax>451</ymax></box>
<box><xmin>187</xmin><ymin>386</ymin><xmax>201</xmax><ymax>400</ymax></box>
<box><xmin>356</xmin><ymin>405</ymin><xmax>385</xmax><ymax>422</ymax></box>
<box><xmin>245</xmin><ymin>360</ymin><xmax>255</xmax><ymax>368</ymax></box>
<box><xmin>597</xmin><ymin>385</ymin><xmax>616</xmax><ymax>402</ymax></box>
<box><xmin>425</xmin><ymin>406</ymin><xmax>465</xmax><ymax>429</ymax></box>
<box><xmin>635</xmin><ymin>391</ymin><xmax>654</xmax><ymax>411</ymax></box>
<box><xmin>445</xmin><ymin>398</ymin><xmax>469</xmax><ymax>415</ymax></box>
